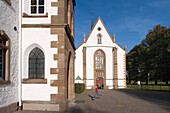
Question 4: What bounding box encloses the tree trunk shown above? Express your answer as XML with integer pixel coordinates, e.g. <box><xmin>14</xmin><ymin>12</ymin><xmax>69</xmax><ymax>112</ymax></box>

<box><xmin>146</xmin><ymin>80</ymin><xmax>148</xmax><ymax>85</ymax></box>
<box><xmin>166</xmin><ymin>80</ymin><xmax>168</xmax><ymax>85</ymax></box>
<box><xmin>129</xmin><ymin>79</ymin><xmax>131</xmax><ymax>84</ymax></box>
<box><xmin>155</xmin><ymin>80</ymin><xmax>157</xmax><ymax>85</ymax></box>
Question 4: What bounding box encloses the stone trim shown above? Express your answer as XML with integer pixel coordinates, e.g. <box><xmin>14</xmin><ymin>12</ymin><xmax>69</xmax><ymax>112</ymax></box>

<box><xmin>0</xmin><ymin>30</ymin><xmax>10</xmax><ymax>84</ymax></box>
<box><xmin>22</xmin><ymin>101</ymin><xmax>67</xmax><ymax>112</ymax></box>
<box><xmin>48</xmin><ymin>0</ymin><xmax>76</xmax><ymax>105</ymax></box>
<box><xmin>51</xmin><ymin>94</ymin><xmax>66</xmax><ymax>101</ymax></box>
<box><xmin>83</xmin><ymin>47</ymin><xmax>86</xmax><ymax>87</ymax></box>
<box><xmin>4</xmin><ymin>0</ymin><xmax>11</xmax><ymax>6</ymax></box>
<box><xmin>51</xmin><ymin>80</ymin><xmax>65</xmax><ymax>86</ymax></box>
<box><xmin>113</xmin><ymin>47</ymin><xmax>118</xmax><ymax>89</ymax></box>
<box><xmin>23</xmin><ymin>13</ymin><xmax>48</xmax><ymax>18</ymax></box>
<box><xmin>50</xmin><ymin>68</ymin><xmax>59</xmax><ymax>74</ymax></box>
<box><xmin>22</xmin><ymin>79</ymin><xmax>47</xmax><ymax>84</ymax></box>
<box><xmin>51</xmin><ymin>2</ymin><xmax>64</xmax><ymax>7</ymax></box>
<box><xmin>124</xmin><ymin>53</ymin><xmax>127</xmax><ymax>88</ymax></box>
<box><xmin>54</xmin><ymin>54</ymin><xmax>58</xmax><ymax>60</ymax></box>
<box><xmin>22</xmin><ymin>24</ymin><xmax>67</xmax><ymax>28</ymax></box>
<box><xmin>51</xmin><ymin>41</ymin><xmax>58</xmax><ymax>48</ymax></box>
<box><xmin>0</xmin><ymin>80</ymin><xmax>11</xmax><ymax>84</ymax></box>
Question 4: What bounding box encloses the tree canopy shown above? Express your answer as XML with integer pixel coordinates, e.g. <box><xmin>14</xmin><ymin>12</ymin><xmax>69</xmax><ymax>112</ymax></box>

<box><xmin>127</xmin><ymin>24</ymin><xmax>170</xmax><ymax>85</ymax></box>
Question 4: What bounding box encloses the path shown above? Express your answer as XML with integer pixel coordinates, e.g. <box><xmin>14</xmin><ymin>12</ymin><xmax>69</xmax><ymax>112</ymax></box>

<box><xmin>14</xmin><ymin>89</ymin><xmax>170</xmax><ymax>113</ymax></box>
<box><xmin>69</xmin><ymin>89</ymin><xmax>170</xmax><ymax>113</ymax></box>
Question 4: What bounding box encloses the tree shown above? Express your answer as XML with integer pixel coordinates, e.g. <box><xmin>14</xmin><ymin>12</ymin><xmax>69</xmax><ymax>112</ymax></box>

<box><xmin>127</xmin><ymin>24</ymin><xmax>170</xmax><ymax>85</ymax></box>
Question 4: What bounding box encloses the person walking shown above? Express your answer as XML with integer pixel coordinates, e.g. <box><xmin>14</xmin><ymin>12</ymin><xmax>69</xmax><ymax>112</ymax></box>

<box><xmin>93</xmin><ymin>85</ymin><xmax>103</xmax><ymax>100</ymax></box>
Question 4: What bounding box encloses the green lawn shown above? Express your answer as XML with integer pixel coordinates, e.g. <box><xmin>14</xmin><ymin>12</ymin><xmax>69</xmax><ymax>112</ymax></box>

<box><xmin>127</xmin><ymin>84</ymin><xmax>170</xmax><ymax>92</ymax></box>
<box><xmin>129</xmin><ymin>80</ymin><xmax>170</xmax><ymax>85</ymax></box>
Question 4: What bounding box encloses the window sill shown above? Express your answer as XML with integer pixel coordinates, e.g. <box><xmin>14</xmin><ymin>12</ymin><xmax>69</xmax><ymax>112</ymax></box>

<box><xmin>23</xmin><ymin>13</ymin><xmax>48</xmax><ymax>18</ymax></box>
<box><xmin>22</xmin><ymin>79</ymin><xmax>47</xmax><ymax>84</ymax></box>
<box><xmin>0</xmin><ymin>80</ymin><xmax>11</xmax><ymax>84</ymax></box>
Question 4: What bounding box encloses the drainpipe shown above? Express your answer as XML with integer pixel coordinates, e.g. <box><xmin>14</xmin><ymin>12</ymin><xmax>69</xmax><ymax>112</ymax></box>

<box><xmin>18</xmin><ymin>0</ymin><xmax>22</xmax><ymax>109</ymax></box>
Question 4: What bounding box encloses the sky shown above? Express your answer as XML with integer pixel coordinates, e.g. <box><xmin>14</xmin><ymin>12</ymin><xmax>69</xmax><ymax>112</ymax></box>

<box><xmin>74</xmin><ymin>0</ymin><xmax>170</xmax><ymax>53</ymax></box>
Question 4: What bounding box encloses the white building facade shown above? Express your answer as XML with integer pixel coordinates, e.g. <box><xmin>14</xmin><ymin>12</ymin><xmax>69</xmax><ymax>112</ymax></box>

<box><xmin>75</xmin><ymin>17</ymin><xmax>127</xmax><ymax>89</ymax></box>
<box><xmin>21</xmin><ymin>0</ymin><xmax>76</xmax><ymax>111</ymax></box>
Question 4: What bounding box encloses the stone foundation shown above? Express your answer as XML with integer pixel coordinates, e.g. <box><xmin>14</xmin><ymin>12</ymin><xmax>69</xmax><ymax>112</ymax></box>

<box><xmin>22</xmin><ymin>101</ymin><xmax>68</xmax><ymax>112</ymax></box>
<box><xmin>0</xmin><ymin>102</ymin><xmax>19</xmax><ymax>113</ymax></box>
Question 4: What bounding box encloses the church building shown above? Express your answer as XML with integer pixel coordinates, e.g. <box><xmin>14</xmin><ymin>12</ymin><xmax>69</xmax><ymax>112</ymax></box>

<box><xmin>75</xmin><ymin>17</ymin><xmax>127</xmax><ymax>89</ymax></box>
<box><xmin>0</xmin><ymin>0</ymin><xmax>76</xmax><ymax>112</ymax></box>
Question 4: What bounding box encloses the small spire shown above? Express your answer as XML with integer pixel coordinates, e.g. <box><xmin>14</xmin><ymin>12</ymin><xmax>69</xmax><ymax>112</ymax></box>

<box><xmin>83</xmin><ymin>33</ymin><xmax>86</xmax><ymax>42</ymax></box>
<box><xmin>124</xmin><ymin>44</ymin><xmax>127</xmax><ymax>52</ymax></box>
<box><xmin>91</xmin><ymin>10</ymin><xmax>94</xmax><ymax>30</ymax></box>
<box><xmin>113</xmin><ymin>32</ymin><xmax>115</xmax><ymax>42</ymax></box>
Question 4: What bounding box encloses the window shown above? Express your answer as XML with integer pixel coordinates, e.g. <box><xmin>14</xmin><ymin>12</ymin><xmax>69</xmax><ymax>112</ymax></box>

<box><xmin>94</xmin><ymin>50</ymin><xmax>105</xmax><ymax>77</ymax></box>
<box><xmin>97</xmin><ymin>27</ymin><xmax>102</xmax><ymax>31</ymax></box>
<box><xmin>29</xmin><ymin>47</ymin><xmax>44</xmax><ymax>79</ymax></box>
<box><xmin>97</xmin><ymin>34</ymin><xmax>102</xmax><ymax>44</ymax></box>
<box><xmin>0</xmin><ymin>37</ymin><xmax>6</xmax><ymax>80</ymax></box>
<box><xmin>31</xmin><ymin>0</ymin><xmax>44</xmax><ymax>14</ymax></box>
<box><xmin>95</xmin><ymin>51</ymin><xmax>104</xmax><ymax>69</ymax></box>
<box><xmin>0</xmin><ymin>30</ymin><xmax>10</xmax><ymax>83</ymax></box>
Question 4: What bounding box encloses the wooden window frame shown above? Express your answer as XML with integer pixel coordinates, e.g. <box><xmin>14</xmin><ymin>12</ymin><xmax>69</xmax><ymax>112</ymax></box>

<box><xmin>29</xmin><ymin>0</ymin><xmax>46</xmax><ymax>15</ymax></box>
<box><xmin>0</xmin><ymin>30</ymin><xmax>10</xmax><ymax>84</ymax></box>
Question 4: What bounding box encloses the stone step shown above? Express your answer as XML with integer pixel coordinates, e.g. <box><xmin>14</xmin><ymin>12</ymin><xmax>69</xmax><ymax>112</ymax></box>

<box><xmin>22</xmin><ymin>103</ymin><xmax>59</xmax><ymax>112</ymax></box>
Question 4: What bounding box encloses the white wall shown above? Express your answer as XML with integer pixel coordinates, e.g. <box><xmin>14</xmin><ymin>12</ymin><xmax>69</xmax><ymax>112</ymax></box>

<box><xmin>0</xmin><ymin>0</ymin><xmax>19</xmax><ymax>107</ymax></box>
<box><xmin>74</xmin><ymin>43</ymin><xmax>84</xmax><ymax>82</ymax></box>
<box><xmin>22</xmin><ymin>28</ymin><xmax>58</xmax><ymax>101</ymax></box>
<box><xmin>22</xmin><ymin>0</ymin><xmax>58</xmax><ymax>24</ymax></box>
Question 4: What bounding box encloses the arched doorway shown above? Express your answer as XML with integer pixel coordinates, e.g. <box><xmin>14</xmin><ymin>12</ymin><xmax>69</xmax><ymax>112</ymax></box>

<box><xmin>94</xmin><ymin>49</ymin><xmax>106</xmax><ymax>88</ymax></box>
<box><xmin>66</xmin><ymin>52</ymin><xmax>75</xmax><ymax>100</ymax></box>
<box><xmin>96</xmin><ymin>77</ymin><xmax>103</xmax><ymax>88</ymax></box>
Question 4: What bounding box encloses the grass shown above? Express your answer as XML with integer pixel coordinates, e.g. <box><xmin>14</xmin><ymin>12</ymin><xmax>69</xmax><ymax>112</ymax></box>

<box><xmin>127</xmin><ymin>84</ymin><xmax>170</xmax><ymax>92</ymax></box>
<box><xmin>141</xmin><ymin>81</ymin><xmax>170</xmax><ymax>85</ymax></box>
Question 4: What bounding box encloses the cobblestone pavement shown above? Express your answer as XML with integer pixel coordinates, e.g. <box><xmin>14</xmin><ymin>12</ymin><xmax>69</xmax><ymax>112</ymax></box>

<box><xmin>14</xmin><ymin>89</ymin><xmax>170</xmax><ymax>113</ymax></box>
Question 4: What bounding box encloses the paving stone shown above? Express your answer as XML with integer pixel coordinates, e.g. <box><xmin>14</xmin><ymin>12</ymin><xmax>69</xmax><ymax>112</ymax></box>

<box><xmin>14</xmin><ymin>89</ymin><xmax>170</xmax><ymax>113</ymax></box>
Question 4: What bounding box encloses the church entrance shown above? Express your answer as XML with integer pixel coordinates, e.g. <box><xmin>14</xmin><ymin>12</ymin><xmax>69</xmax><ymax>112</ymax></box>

<box><xmin>94</xmin><ymin>49</ymin><xmax>106</xmax><ymax>89</ymax></box>
<box><xmin>96</xmin><ymin>77</ymin><xmax>103</xmax><ymax>87</ymax></box>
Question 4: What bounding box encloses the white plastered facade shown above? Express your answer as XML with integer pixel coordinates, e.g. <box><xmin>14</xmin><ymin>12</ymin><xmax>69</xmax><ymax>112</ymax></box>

<box><xmin>21</xmin><ymin>0</ymin><xmax>59</xmax><ymax>101</ymax></box>
<box><xmin>75</xmin><ymin>17</ymin><xmax>126</xmax><ymax>89</ymax></box>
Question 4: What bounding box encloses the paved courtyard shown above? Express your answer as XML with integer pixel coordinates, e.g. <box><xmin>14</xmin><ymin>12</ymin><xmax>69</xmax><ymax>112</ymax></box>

<box><xmin>14</xmin><ymin>89</ymin><xmax>170</xmax><ymax>113</ymax></box>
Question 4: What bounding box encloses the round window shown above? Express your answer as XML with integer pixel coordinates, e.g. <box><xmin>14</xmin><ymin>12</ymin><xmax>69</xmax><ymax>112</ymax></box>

<box><xmin>97</xmin><ymin>27</ymin><xmax>102</xmax><ymax>31</ymax></box>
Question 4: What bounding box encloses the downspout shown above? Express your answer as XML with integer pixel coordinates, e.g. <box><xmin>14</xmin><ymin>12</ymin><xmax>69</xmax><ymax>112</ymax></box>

<box><xmin>18</xmin><ymin>0</ymin><xmax>22</xmax><ymax>109</ymax></box>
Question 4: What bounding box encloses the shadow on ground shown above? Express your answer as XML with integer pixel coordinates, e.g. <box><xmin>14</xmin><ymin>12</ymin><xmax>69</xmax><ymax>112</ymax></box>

<box><xmin>117</xmin><ymin>89</ymin><xmax>170</xmax><ymax>111</ymax></box>
<box><xmin>67</xmin><ymin>107</ymin><xmax>110</xmax><ymax>113</ymax></box>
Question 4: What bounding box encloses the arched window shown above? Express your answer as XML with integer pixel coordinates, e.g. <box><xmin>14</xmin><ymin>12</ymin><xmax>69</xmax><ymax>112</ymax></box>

<box><xmin>97</xmin><ymin>34</ymin><xmax>102</xmax><ymax>44</ymax></box>
<box><xmin>95</xmin><ymin>50</ymin><xmax>104</xmax><ymax>70</ymax></box>
<box><xmin>29</xmin><ymin>47</ymin><xmax>44</xmax><ymax>79</ymax></box>
<box><xmin>31</xmin><ymin>0</ymin><xmax>44</xmax><ymax>14</ymax></box>
<box><xmin>94</xmin><ymin>49</ymin><xmax>105</xmax><ymax>86</ymax></box>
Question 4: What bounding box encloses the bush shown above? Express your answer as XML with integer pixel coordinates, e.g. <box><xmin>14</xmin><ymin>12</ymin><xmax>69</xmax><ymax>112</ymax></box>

<box><xmin>75</xmin><ymin>83</ymin><xmax>85</xmax><ymax>94</ymax></box>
